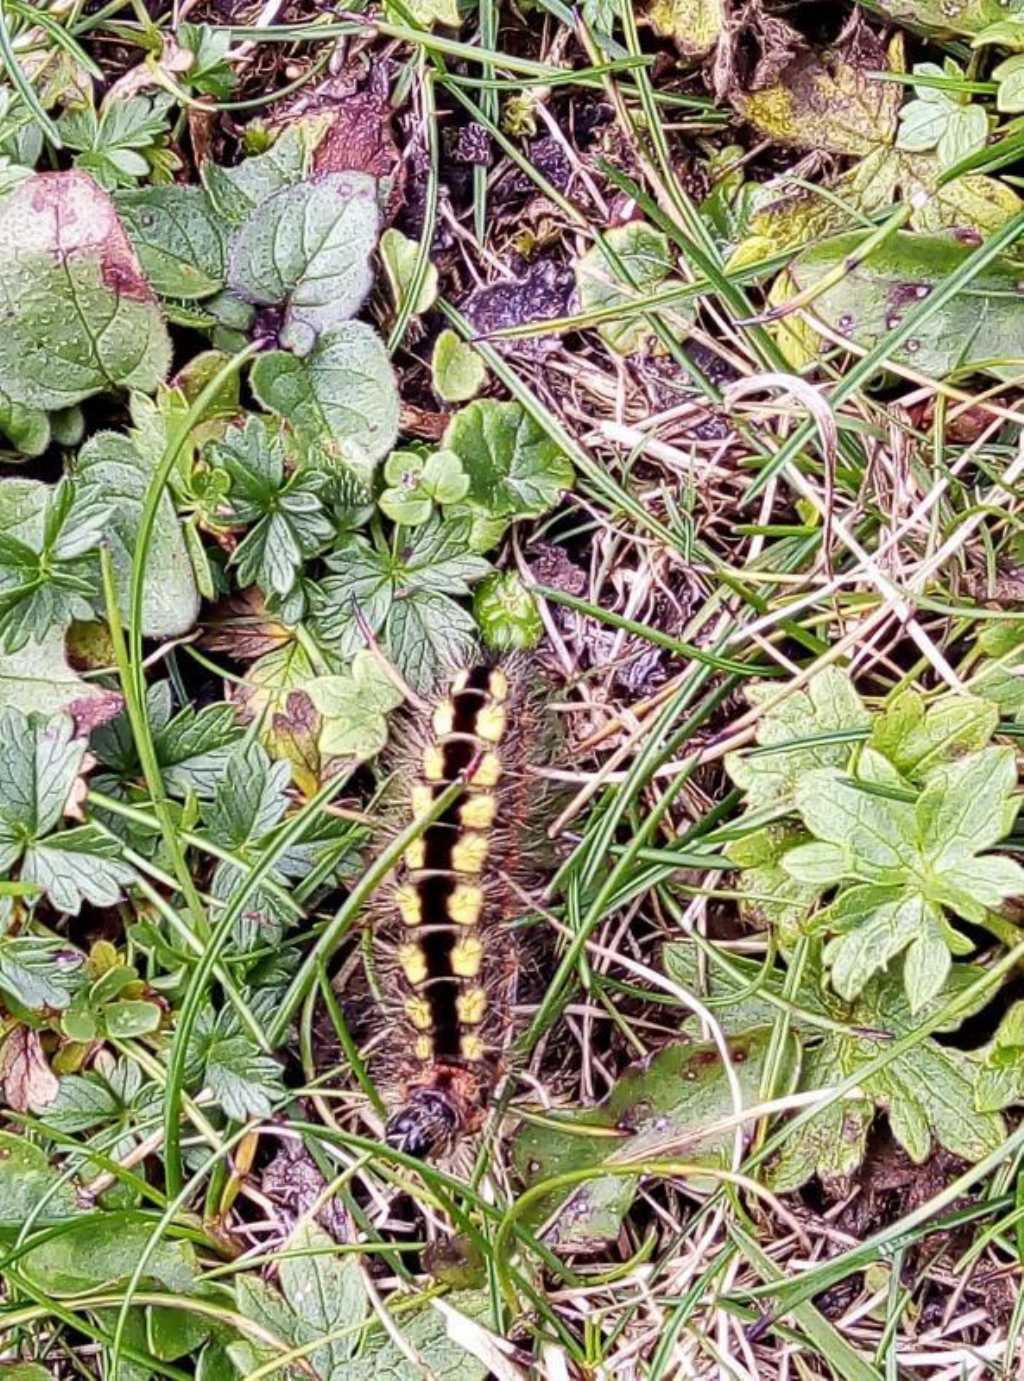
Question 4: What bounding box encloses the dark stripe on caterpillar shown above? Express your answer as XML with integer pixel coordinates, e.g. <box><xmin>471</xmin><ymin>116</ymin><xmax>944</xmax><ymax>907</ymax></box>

<box><xmin>380</xmin><ymin>663</ymin><xmax>516</xmax><ymax>1161</ymax></box>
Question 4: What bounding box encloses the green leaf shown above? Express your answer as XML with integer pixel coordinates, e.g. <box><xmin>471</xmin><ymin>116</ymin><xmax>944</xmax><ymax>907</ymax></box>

<box><xmin>512</xmin><ymin>1030</ymin><xmax>798</xmax><ymax>1248</ymax></box>
<box><xmin>0</xmin><ymin>937</ymin><xmax>83</xmax><ymax>1010</ymax></box>
<box><xmin>114</xmin><ymin>184</ymin><xmax>228</xmax><ymax>299</ymax></box>
<box><xmin>203</xmin><ymin>740</ymin><xmax>294</xmax><ymax>950</ymax></box>
<box><xmin>228</xmin><ymin>173</ymin><xmax>379</xmax><ymax>354</ymax></box>
<box><xmin>204</xmin><ymin>739</ymin><xmax>291</xmax><ymax>851</ymax></box>
<box><xmin>774</xmin><ymin>229</ymin><xmax>1024</xmax><ymax>382</ymax></box>
<box><xmin>307</xmin><ymin>650</ymin><xmax>404</xmax><ymax>760</ymax></box>
<box><xmin>342</xmin><ymin>1292</ymin><xmax>492</xmax><ymax>1381</ymax></box>
<box><xmin>58</xmin><ymin>93</ymin><xmax>174</xmax><ymax>191</ymax></box>
<box><xmin>379</xmin><ymin>448</ymin><xmax>468</xmax><ymax>527</ymax></box>
<box><xmin>431</xmin><ymin>329</ymin><xmax>487</xmax><ymax>403</ymax></box>
<box><xmin>442</xmin><ymin>399</ymin><xmax>573</xmax><ymax>547</ymax></box>
<box><xmin>20</xmin><ymin>1216</ymin><xmax>196</xmax><ymax>1296</ymax></box>
<box><xmin>384</xmin><ymin>0</ymin><xmax>461</xmax><ymax>25</ymax></box>
<box><xmin>250</xmin><ymin>321</ymin><xmax>400</xmax><ymax>481</ymax></box>
<box><xmin>311</xmin><ymin>515</ymin><xmax>491</xmax><ymax>692</ymax></box>
<box><xmin>995</xmin><ymin>53</ymin><xmax>1024</xmax><ymax>111</ymax></box>
<box><xmin>75</xmin><ymin>430</ymin><xmax>200</xmax><ymax>638</ymax></box>
<box><xmin>575</xmin><ymin>222</ymin><xmax>691</xmax><ymax>353</ymax></box>
<box><xmin>205</xmin><ymin>416</ymin><xmax>334</xmax><ymax>599</ymax></box>
<box><xmin>177</xmin><ymin>22</ymin><xmax>236</xmax><ymax>99</ymax></box>
<box><xmin>0</xmin><ymin>709</ymin><xmax>136</xmax><ymax>915</ymax></box>
<box><xmin>0</xmin><ymin>477</ymin><xmax>110</xmax><ymax>653</ymax></box>
<box><xmin>868</xmin><ymin>687</ymin><xmax>997</xmax><ymax>779</ymax></box>
<box><xmin>192</xmin><ymin>1007</ymin><xmax>284</xmax><ymax>1121</ymax></box>
<box><xmin>663</xmin><ymin>938</ymin><xmax>834</xmax><ymax>1037</ymax></box>
<box><xmin>154</xmin><ymin>698</ymin><xmax>242</xmax><ymax>798</ymax></box>
<box><xmin>769</xmin><ymin>969</ymin><xmax>1005</xmax><ymax>1190</ymax></box>
<box><xmin>724</xmin><ymin>667</ymin><xmax>870</xmax><ymax>813</ymax></box>
<box><xmin>0</xmin><ymin>172</ymin><xmax>170</xmax><ymax>410</ymax></box>
<box><xmin>0</xmin><ymin>393</ymin><xmax>50</xmax><ymax>458</ymax></box>
<box><xmin>92</xmin><ymin>682</ymin><xmax>242</xmax><ymax>798</ymax></box>
<box><xmin>784</xmin><ymin>746</ymin><xmax>1024</xmax><ymax>1009</ymax></box>
<box><xmin>473</xmin><ymin>570</ymin><xmax>542</xmax><ymax>651</ymax></box>
<box><xmin>201</xmin><ymin>124</ymin><xmax>318</xmax><ymax>225</ymax></box>
<box><xmin>229</xmin><ymin>1221</ymin><xmax>369</xmax><ymax>1379</ymax></box>
<box><xmin>0</xmin><ymin>1129</ymin><xmax>79</xmax><ymax>1230</ymax></box>
<box><xmin>379</xmin><ymin>227</ymin><xmax>438</xmax><ymax>315</ymax></box>
<box><xmin>278</xmin><ymin>1220</ymin><xmax>367</xmax><ymax>1377</ymax></box>
<box><xmin>723</xmin><ymin>823</ymin><xmax>826</xmax><ymax>942</ymax></box>
<box><xmin>0</xmin><ymin>625</ymin><xmax>118</xmax><ymax>719</ymax></box>
<box><xmin>877</xmin><ymin>0</ymin><xmax>1024</xmax><ymax>33</ymax></box>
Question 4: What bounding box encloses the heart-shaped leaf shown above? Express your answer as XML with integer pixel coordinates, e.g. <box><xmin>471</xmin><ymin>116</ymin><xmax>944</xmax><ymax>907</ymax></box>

<box><xmin>250</xmin><ymin>321</ymin><xmax>399</xmax><ymax>479</ymax></box>
<box><xmin>229</xmin><ymin>172</ymin><xmax>379</xmax><ymax>354</ymax></box>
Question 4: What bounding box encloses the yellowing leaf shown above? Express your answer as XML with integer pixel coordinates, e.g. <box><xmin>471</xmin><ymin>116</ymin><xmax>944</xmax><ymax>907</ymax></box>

<box><xmin>736</xmin><ymin>22</ymin><xmax>902</xmax><ymax>158</ymax></box>
<box><xmin>647</xmin><ymin>0</ymin><xmax>724</xmax><ymax>57</ymax></box>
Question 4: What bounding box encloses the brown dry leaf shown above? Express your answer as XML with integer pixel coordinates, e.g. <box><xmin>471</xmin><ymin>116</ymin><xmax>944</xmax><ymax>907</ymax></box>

<box><xmin>269</xmin><ymin>690</ymin><xmax>322</xmax><ymax>795</ymax></box>
<box><xmin>200</xmin><ymin>588</ymin><xmax>292</xmax><ymax>662</ymax></box>
<box><xmin>1</xmin><ymin>1027</ymin><xmax>59</xmax><ymax>1113</ymax></box>
<box><xmin>270</xmin><ymin>75</ymin><xmax>406</xmax><ymax>222</ymax></box>
<box><xmin>735</xmin><ymin>14</ymin><xmax>902</xmax><ymax>157</ymax></box>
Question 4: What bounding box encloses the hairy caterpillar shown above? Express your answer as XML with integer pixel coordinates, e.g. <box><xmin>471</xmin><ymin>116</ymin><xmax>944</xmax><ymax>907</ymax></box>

<box><xmin>374</xmin><ymin>662</ymin><xmax>543</xmax><ymax>1161</ymax></box>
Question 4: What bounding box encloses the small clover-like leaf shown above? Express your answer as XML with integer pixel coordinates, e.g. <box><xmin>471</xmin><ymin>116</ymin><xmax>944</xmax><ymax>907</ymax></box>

<box><xmin>307</xmin><ymin>651</ymin><xmax>404</xmax><ymax>760</ymax></box>
<box><xmin>431</xmin><ymin>329</ymin><xmax>487</xmax><ymax>402</ymax></box>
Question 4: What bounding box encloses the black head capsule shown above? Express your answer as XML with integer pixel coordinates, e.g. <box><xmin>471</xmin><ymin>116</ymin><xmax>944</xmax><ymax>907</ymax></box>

<box><xmin>385</xmin><ymin>1089</ymin><xmax>462</xmax><ymax>1160</ymax></box>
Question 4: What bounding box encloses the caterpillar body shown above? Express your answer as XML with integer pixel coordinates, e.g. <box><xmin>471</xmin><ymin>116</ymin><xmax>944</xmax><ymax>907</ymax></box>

<box><xmin>376</xmin><ymin>662</ymin><xmax>538</xmax><ymax>1161</ymax></box>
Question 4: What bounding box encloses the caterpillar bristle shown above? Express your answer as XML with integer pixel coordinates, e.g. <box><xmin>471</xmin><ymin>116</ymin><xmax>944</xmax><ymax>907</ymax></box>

<box><xmin>372</xmin><ymin>659</ymin><xmax>544</xmax><ymax>1162</ymax></box>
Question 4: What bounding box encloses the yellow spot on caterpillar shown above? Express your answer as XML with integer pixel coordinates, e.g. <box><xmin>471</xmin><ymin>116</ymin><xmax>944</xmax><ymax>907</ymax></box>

<box><xmin>461</xmin><ymin>1034</ymin><xmax>485</xmax><ymax>1060</ymax></box>
<box><xmin>488</xmin><ymin>669</ymin><xmax>509</xmax><ymax>702</ymax></box>
<box><xmin>423</xmin><ymin>744</ymin><xmax>445</xmax><ymax>782</ymax></box>
<box><xmin>456</xmin><ymin>986</ymin><xmax>487</xmax><ymax>1025</ymax></box>
<box><xmin>405</xmin><ymin>997</ymin><xmax>432</xmax><ymax>1030</ymax></box>
<box><xmin>451</xmin><ymin>669</ymin><xmax>470</xmax><ymax>694</ymax></box>
<box><xmin>411</xmin><ymin>784</ymin><xmax>436</xmax><ymax>819</ymax></box>
<box><xmin>451</xmin><ymin>936</ymin><xmax>483</xmax><ymax>978</ymax></box>
<box><xmin>396</xmin><ymin>883</ymin><xmax>421</xmax><ymax>927</ymax></box>
<box><xmin>459</xmin><ymin>792</ymin><xmax>496</xmax><ymax>830</ymax></box>
<box><xmin>415</xmin><ymin>1035</ymin><xmax>433</xmax><ymax>1061</ymax></box>
<box><xmin>432</xmin><ymin>700</ymin><xmax>454</xmax><ymax>736</ymax></box>
<box><xmin>452</xmin><ymin>831</ymin><xmax>488</xmax><ymax>874</ymax></box>
<box><xmin>405</xmin><ymin>838</ymin><xmax>426</xmax><ymax>870</ymax></box>
<box><xmin>476</xmin><ymin>702</ymin><xmax>506</xmax><ymax>743</ymax></box>
<box><xmin>470</xmin><ymin>752</ymin><xmax>502</xmax><ymax>787</ymax></box>
<box><xmin>398</xmin><ymin>942</ymin><xmax>428</xmax><ymax>986</ymax></box>
<box><xmin>449</xmin><ymin>884</ymin><xmax>483</xmax><ymax>926</ymax></box>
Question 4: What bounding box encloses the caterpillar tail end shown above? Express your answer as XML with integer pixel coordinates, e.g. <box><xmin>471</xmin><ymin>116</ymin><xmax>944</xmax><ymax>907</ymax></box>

<box><xmin>384</xmin><ymin>1088</ymin><xmax>463</xmax><ymax>1160</ymax></box>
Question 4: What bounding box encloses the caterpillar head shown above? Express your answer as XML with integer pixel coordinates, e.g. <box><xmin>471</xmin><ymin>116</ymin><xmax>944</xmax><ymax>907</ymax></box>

<box><xmin>385</xmin><ymin>1089</ymin><xmax>462</xmax><ymax>1160</ymax></box>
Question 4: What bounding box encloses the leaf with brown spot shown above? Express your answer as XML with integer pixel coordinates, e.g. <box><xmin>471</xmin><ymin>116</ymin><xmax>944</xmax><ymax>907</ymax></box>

<box><xmin>512</xmin><ymin>1030</ymin><xmax>798</xmax><ymax>1250</ymax></box>
<box><xmin>0</xmin><ymin>172</ymin><xmax>170</xmax><ymax>411</ymax></box>
<box><xmin>735</xmin><ymin>15</ymin><xmax>902</xmax><ymax>157</ymax></box>
<box><xmin>1</xmin><ymin>1027</ymin><xmax>58</xmax><ymax>1113</ymax></box>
